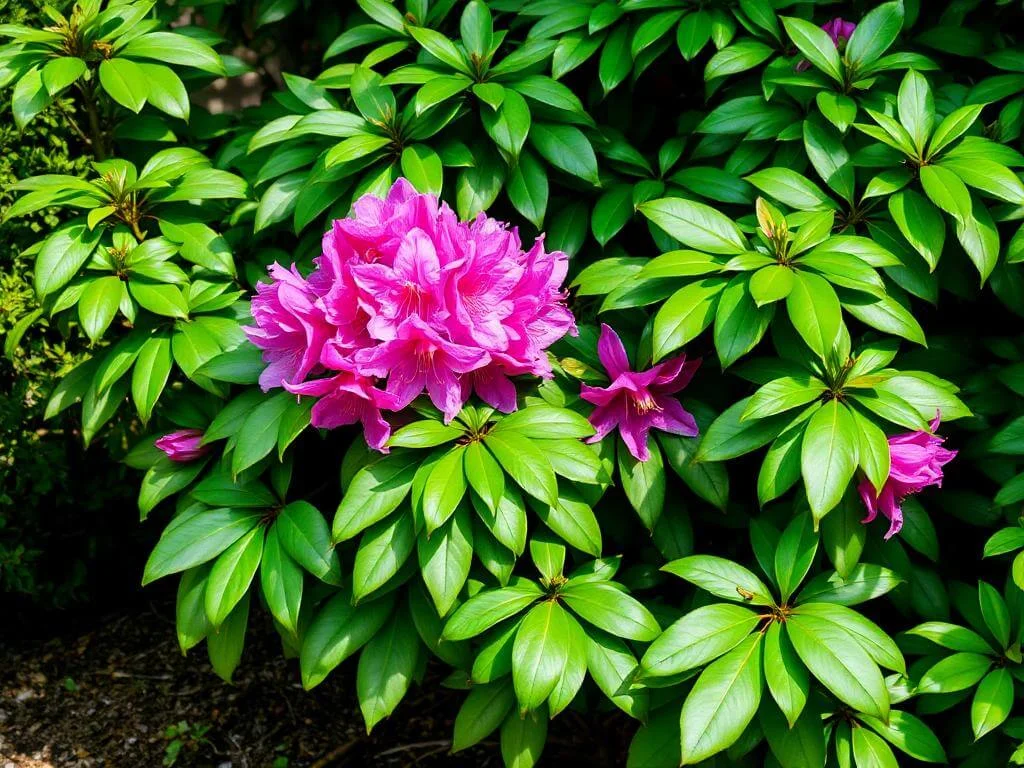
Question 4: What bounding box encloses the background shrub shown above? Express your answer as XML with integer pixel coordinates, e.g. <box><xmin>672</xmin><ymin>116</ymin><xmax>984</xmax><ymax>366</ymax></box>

<box><xmin>5</xmin><ymin>0</ymin><xmax>1024</xmax><ymax>766</ymax></box>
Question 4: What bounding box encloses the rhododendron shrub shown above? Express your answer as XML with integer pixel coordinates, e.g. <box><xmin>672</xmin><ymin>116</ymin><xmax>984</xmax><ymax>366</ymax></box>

<box><xmin>8</xmin><ymin>0</ymin><xmax>1024</xmax><ymax>765</ymax></box>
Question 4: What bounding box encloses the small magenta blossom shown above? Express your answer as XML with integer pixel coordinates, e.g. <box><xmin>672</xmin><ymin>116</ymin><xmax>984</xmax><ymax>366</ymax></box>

<box><xmin>580</xmin><ymin>324</ymin><xmax>701</xmax><ymax>462</ymax></box>
<box><xmin>797</xmin><ymin>17</ymin><xmax>856</xmax><ymax>71</ymax></box>
<box><xmin>858</xmin><ymin>414</ymin><xmax>957</xmax><ymax>540</ymax></box>
<box><xmin>155</xmin><ymin>429</ymin><xmax>211</xmax><ymax>462</ymax></box>
<box><xmin>245</xmin><ymin>179</ymin><xmax>576</xmax><ymax>449</ymax></box>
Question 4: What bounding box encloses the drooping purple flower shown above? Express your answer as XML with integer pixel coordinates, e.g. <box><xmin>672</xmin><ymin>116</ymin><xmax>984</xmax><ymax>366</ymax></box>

<box><xmin>155</xmin><ymin>429</ymin><xmax>211</xmax><ymax>462</ymax></box>
<box><xmin>580</xmin><ymin>324</ymin><xmax>701</xmax><ymax>462</ymax></box>
<box><xmin>797</xmin><ymin>17</ymin><xmax>857</xmax><ymax>71</ymax></box>
<box><xmin>858</xmin><ymin>413</ymin><xmax>957</xmax><ymax>540</ymax></box>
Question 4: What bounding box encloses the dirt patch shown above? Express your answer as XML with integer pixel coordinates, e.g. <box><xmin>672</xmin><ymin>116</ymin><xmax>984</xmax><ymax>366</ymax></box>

<box><xmin>0</xmin><ymin>603</ymin><xmax>631</xmax><ymax>767</ymax></box>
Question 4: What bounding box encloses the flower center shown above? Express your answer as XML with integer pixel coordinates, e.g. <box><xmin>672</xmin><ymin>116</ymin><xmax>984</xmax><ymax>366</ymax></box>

<box><xmin>633</xmin><ymin>393</ymin><xmax>661</xmax><ymax>415</ymax></box>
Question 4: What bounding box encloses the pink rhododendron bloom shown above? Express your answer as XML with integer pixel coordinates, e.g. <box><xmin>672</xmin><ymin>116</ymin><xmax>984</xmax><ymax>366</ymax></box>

<box><xmin>797</xmin><ymin>17</ymin><xmax>856</xmax><ymax>71</ymax></box>
<box><xmin>284</xmin><ymin>369</ymin><xmax>396</xmax><ymax>452</ymax></box>
<box><xmin>246</xmin><ymin>264</ymin><xmax>334</xmax><ymax>391</ymax></box>
<box><xmin>580</xmin><ymin>324</ymin><xmax>701</xmax><ymax>462</ymax></box>
<box><xmin>245</xmin><ymin>178</ymin><xmax>576</xmax><ymax>449</ymax></box>
<box><xmin>155</xmin><ymin>429</ymin><xmax>211</xmax><ymax>462</ymax></box>
<box><xmin>858</xmin><ymin>413</ymin><xmax>957</xmax><ymax>540</ymax></box>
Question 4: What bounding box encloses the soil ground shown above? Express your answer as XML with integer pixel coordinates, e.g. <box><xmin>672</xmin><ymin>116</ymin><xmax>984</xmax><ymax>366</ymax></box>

<box><xmin>0</xmin><ymin>601</ymin><xmax>631</xmax><ymax>768</ymax></box>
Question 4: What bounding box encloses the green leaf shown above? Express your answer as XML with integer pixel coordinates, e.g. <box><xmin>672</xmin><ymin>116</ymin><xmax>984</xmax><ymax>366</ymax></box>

<box><xmin>98</xmin><ymin>58</ymin><xmax>148</xmax><ymax>112</ymax></box>
<box><xmin>507</xmin><ymin>149</ymin><xmax>548</xmax><ymax>229</ymax></box>
<box><xmin>41</xmin><ymin>56</ymin><xmax>86</xmax><ymax>95</ymax></box>
<box><xmin>774</xmin><ymin>513</ymin><xmax>818</xmax><ymax>602</ymax></box>
<box><xmin>585</xmin><ymin>628</ymin><xmax>648</xmax><ymax>720</ymax></box>
<box><xmin>763</xmin><ymin>623</ymin><xmax>809</xmax><ymax>727</ymax></box>
<box><xmin>443</xmin><ymin>580</ymin><xmax>542</xmax><ymax>641</ymax></box>
<box><xmin>419</xmin><ymin>504</ymin><xmax>473</xmax><ymax>617</ymax></box>
<box><xmin>143</xmin><ymin>508</ymin><xmax>260</xmax><ymax>584</ymax></box>
<box><xmin>422</xmin><ymin>445</ymin><xmax>468</xmax><ymax>533</ymax></box>
<box><xmin>130</xmin><ymin>334</ymin><xmax>172</xmax><ymax>424</ymax></box>
<box><xmin>820</xmin><ymin>495</ymin><xmax>866</xmax><ymax>578</ymax></box>
<box><xmin>129</xmin><ymin>281</ymin><xmax>189</xmax><ymax>319</ymax></box>
<box><xmin>786</xmin><ymin>614</ymin><xmax>889</xmax><ymax>719</ymax></box>
<box><xmin>176</xmin><ymin>564</ymin><xmax>211</xmax><ymax>652</ymax></box>
<box><xmin>299</xmin><ymin>589</ymin><xmax>395</xmax><ymax>689</ymax></box>
<box><xmin>971</xmin><ymin>668</ymin><xmax>1013</xmax><ymax>740</ymax></box>
<box><xmin>529</xmin><ymin>122</ymin><xmax>599</xmax><ymax>186</ymax></box>
<box><xmin>617</xmin><ymin>440</ymin><xmax>665</xmax><ymax>530</ymax></box>
<box><xmin>231</xmin><ymin>393</ymin><xmax>291</xmax><ymax>476</ymax></box>
<box><xmin>484</xmin><ymin>431</ymin><xmax>558</xmax><ymax>506</ymax></box>
<box><xmin>697</xmin><ymin>397</ymin><xmax>795</xmax><ymax>462</ymax></box>
<box><xmin>743</xmin><ymin>377</ymin><xmax>827</xmax><ymax>421</ymax></box>
<box><xmin>917</xmin><ymin>652</ymin><xmax>992</xmax><ymax>694</ymax></box>
<box><xmin>453</xmin><ymin>681</ymin><xmax>515</xmax><ymax>752</ymax></box>
<box><xmin>400</xmin><ymin>144</ymin><xmax>443</xmax><ymax>196</ymax></box>
<box><xmin>352</xmin><ymin>511</ymin><xmax>415</xmax><ymax>601</ymax></box>
<box><xmin>796</xmin><ymin>563</ymin><xmax>902</xmax><ymax>606</ymax></box>
<box><xmin>494</xmin><ymin>405</ymin><xmax>594</xmax><ymax>440</ymax></box>
<box><xmin>846</xmin><ymin>1</ymin><xmax>904</xmax><ymax>69</ymax></box>
<box><xmin>500</xmin><ymin>706</ymin><xmax>548</xmax><ymax>768</ymax></box>
<box><xmin>679</xmin><ymin>633</ymin><xmax>764</xmax><ymax>765</ymax></box>
<box><xmin>714</xmin><ymin>274</ymin><xmax>773</xmax><ymax>368</ymax></box>
<box><xmin>928</xmin><ymin>104</ymin><xmax>985</xmax><ymax>158</ymax></box>
<box><xmin>785</xmin><ymin>271</ymin><xmax>842</xmax><ymax>360</ymax></box>
<box><xmin>907</xmin><ymin>621</ymin><xmax>993</xmax><ymax>654</ymax></box>
<box><xmin>760</xmin><ymin>698</ymin><xmax>826</xmax><ymax>768</ymax></box>
<box><xmin>750</xmin><ymin>265</ymin><xmax>795</xmax><ymax>306</ymax></box>
<box><xmin>858</xmin><ymin>710</ymin><xmax>946</xmax><ymax>763</ymax></box>
<box><xmin>652</xmin><ymin>278</ymin><xmax>728</xmax><ymax>361</ymax></box>
<box><xmin>888</xmin><ymin>190</ymin><xmax>945</xmax><ymax>271</ymax></box>
<box><xmin>334</xmin><ymin>451</ymin><xmax>419</xmax><ymax>541</ymax></box>
<box><xmin>356</xmin><ymin>605</ymin><xmax>419</xmax><ymax>732</ymax></box>
<box><xmin>78</xmin><ymin>276</ymin><xmax>124</xmax><ymax>342</ymax></box>
<box><xmin>794</xmin><ymin>603</ymin><xmax>904</xmax><ymax>674</ymax></box>
<box><xmin>745</xmin><ymin>168</ymin><xmax>838</xmax><ymax>211</ymax></box>
<box><xmin>512</xmin><ymin>600</ymin><xmax>572</xmax><ymax>711</ymax></box>
<box><xmin>639</xmin><ymin>197</ymin><xmax>747</xmax><ymax>254</ymax></box>
<box><xmin>851</xmin><ymin>728</ymin><xmax>899</xmax><ymax>768</ymax></box>
<box><xmin>482</xmin><ymin>88</ymin><xmax>531</xmax><ymax>160</ymax></box>
<box><xmin>12</xmin><ymin>67</ymin><xmax>51</xmax><ymax>129</ymax></box>
<box><xmin>591</xmin><ymin>184</ymin><xmax>634</xmax><ymax>247</ymax></box>
<box><xmin>35</xmin><ymin>221</ymin><xmax>103</xmax><ymax>298</ymax></box>
<box><xmin>705</xmin><ymin>40</ymin><xmax>773</xmax><ymax>81</ymax></box>
<box><xmin>978</xmin><ymin>581</ymin><xmax>1011</xmax><ymax>650</ymax></box>
<box><xmin>121</xmin><ymin>31</ymin><xmax>225</xmax><ymax>75</ymax></box>
<box><xmin>207</xmin><ymin>592</ymin><xmax>248</xmax><ymax>682</ymax></box>
<box><xmin>663</xmin><ymin>555</ymin><xmax>774</xmax><ymax>606</ymax></box>
<box><xmin>561</xmin><ymin>581</ymin><xmax>660</xmax><ymax>641</ymax></box>
<box><xmin>781</xmin><ymin>16</ymin><xmax>842</xmax><ymax>83</ymax></box>
<box><xmin>898</xmin><ymin>69</ymin><xmax>934</xmax><ymax>155</ymax></box>
<box><xmin>408</xmin><ymin>26</ymin><xmax>470</xmax><ymax>75</ymax></box>
<box><xmin>137</xmin><ymin>62</ymin><xmax>189</xmax><ymax>120</ymax></box>
<box><xmin>801</xmin><ymin>400</ymin><xmax>859</xmax><ymax>523</ymax></box>
<box><xmin>205</xmin><ymin>525</ymin><xmax>264</xmax><ymax>627</ymax></box>
<box><xmin>641</xmin><ymin>604</ymin><xmax>759</xmax><ymax>677</ymax></box>
<box><xmin>277</xmin><ymin>501</ymin><xmax>342</xmax><ymax>586</ymax></box>
<box><xmin>260</xmin><ymin>524</ymin><xmax>303</xmax><ymax>637</ymax></box>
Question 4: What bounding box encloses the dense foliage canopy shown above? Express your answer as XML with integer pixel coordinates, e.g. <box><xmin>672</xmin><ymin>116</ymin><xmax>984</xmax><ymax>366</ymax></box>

<box><xmin>5</xmin><ymin>0</ymin><xmax>1024</xmax><ymax>765</ymax></box>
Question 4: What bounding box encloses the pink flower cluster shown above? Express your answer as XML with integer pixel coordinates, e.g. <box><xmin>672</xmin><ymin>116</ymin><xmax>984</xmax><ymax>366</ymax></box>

<box><xmin>858</xmin><ymin>413</ymin><xmax>957</xmax><ymax>540</ymax></box>
<box><xmin>245</xmin><ymin>179</ymin><xmax>576</xmax><ymax>451</ymax></box>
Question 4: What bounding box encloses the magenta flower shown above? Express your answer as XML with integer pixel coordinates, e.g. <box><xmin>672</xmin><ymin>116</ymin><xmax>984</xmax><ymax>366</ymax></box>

<box><xmin>797</xmin><ymin>17</ymin><xmax>856</xmax><ymax>71</ymax></box>
<box><xmin>245</xmin><ymin>264</ymin><xmax>334</xmax><ymax>392</ymax></box>
<box><xmin>245</xmin><ymin>178</ymin><xmax>576</xmax><ymax>449</ymax></box>
<box><xmin>822</xmin><ymin>17</ymin><xmax>857</xmax><ymax>47</ymax></box>
<box><xmin>355</xmin><ymin>316</ymin><xmax>489</xmax><ymax>423</ymax></box>
<box><xmin>155</xmin><ymin>429</ymin><xmax>211</xmax><ymax>462</ymax></box>
<box><xmin>284</xmin><ymin>368</ymin><xmax>396</xmax><ymax>452</ymax></box>
<box><xmin>858</xmin><ymin>413</ymin><xmax>957</xmax><ymax>540</ymax></box>
<box><xmin>580</xmin><ymin>324</ymin><xmax>701</xmax><ymax>462</ymax></box>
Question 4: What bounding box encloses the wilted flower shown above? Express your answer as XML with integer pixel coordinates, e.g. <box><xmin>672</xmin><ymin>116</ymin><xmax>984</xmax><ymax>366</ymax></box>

<box><xmin>246</xmin><ymin>178</ymin><xmax>576</xmax><ymax>448</ymax></box>
<box><xmin>155</xmin><ymin>429</ymin><xmax>211</xmax><ymax>462</ymax></box>
<box><xmin>858</xmin><ymin>413</ymin><xmax>957</xmax><ymax>540</ymax></box>
<box><xmin>580</xmin><ymin>324</ymin><xmax>701</xmax><ymax>462</ymax></box>
<box><xmin>797</xmin><ymin>17</ymin><xmax>857</xmax><ymax>71</ymax></box>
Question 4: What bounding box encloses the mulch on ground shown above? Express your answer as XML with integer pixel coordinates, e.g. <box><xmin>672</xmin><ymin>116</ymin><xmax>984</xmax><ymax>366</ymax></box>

<box><xmin>0</xmin><ymin>602</ymin><xmax>631</xmax><ymax>767</ymax></box>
